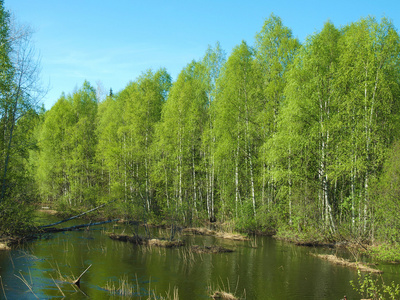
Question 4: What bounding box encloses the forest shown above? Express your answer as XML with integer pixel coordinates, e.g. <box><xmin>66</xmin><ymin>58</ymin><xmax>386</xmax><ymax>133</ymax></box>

<box><xmin>1</xmin><ymin>1</ymin><xmax>400</xmax><ymax>254</ymax></box>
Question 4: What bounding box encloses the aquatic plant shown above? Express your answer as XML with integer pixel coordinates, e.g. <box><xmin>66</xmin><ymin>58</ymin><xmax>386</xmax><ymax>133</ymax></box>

<box><xmin>104</xmin><ymin>274</ymin><xmax>179</xmax><ymax>299</ymax></box>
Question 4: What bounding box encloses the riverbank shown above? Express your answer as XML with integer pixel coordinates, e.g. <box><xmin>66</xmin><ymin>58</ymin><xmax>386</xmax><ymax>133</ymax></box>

<box><xmin>33</xmin><ymin>206</ymin><xmax>400</xmax><ymax>266</ymax></box>
<box><xmin>0</xmin><ymin>235</ymin><xmax>31</xmax><ymax>250</ymax></box>
<box><xmin>3</xmin><ymin>208</ymin><xmax>399</xmax><ymax>299</ymax></box>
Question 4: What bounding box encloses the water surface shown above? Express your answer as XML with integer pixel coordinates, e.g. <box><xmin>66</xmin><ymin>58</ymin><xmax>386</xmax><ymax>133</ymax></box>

<box><xmin>0</xmin><ymin>215</ymin><xmax>398</xmax><ymax>299</ymax></box>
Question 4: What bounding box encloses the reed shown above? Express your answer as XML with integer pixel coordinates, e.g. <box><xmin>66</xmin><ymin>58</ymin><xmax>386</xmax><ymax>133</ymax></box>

<box><xmin>248</xmin><ymin>235</ymin><xmax>257</xmax><ymax>248</ymax></box>
<box><xmin>178</xmin><ymin>246</ymin><xmax>196</xmax><ymax>267</ymax></box>
<box><xmin>103</xmin><ymin>274</ymin><xmax>179</xmax><ymax>299</ymax></box>
<box><xmin>14</xmin><ymin>271</ymin><xmax>39</xmax><ymax>299</ymax></box>
<box><xmin>208</xmin><ymin>276</ymin><xmax>245</xmax><ymax>300</ymax></box>
<box><xmin>0</xmin><ymin>275</ymin><xmax>7</xmax><ymax>300</ymax></box>
<box><xmin>104</xmin><ymin>274</ymin><xmax>135</xmax><ymax>296</ymax></box>
<box><xmin>50</xmin><ymin>274</ymin><xmax>65</xmax><ymax>297</ymax></box>
<box><xmin>8</xmin><ymin>252</ymin><xmax>14</xmax><ymax>269</ymax></box>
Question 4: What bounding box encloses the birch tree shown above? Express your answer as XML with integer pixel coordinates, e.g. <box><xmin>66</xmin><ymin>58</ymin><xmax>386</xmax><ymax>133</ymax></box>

<box><xmin>335</xmin><ymin>17</ymin><xmax>400</xmax><ymax>234</ymax></box>
<box><xmin>254</xmin><ymin>14</ymin><xmax>300</xmax><ymax>225</ymax></box>
<box><xmin>153</xmin><ymin>61</ymin><xmax>208</xmax><ymax>224</ymax></box>
<box><xmin>213</xmin><ymin>41</ymin><xmax>262</xmax><ymax>227</ymax></box>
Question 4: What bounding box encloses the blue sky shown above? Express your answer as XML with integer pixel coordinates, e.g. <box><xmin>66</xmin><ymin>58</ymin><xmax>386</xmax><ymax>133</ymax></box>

<box><xmin>4</xmin><ymin>0</ymin><xmax>400</xmax><ymax>110</ymax></box>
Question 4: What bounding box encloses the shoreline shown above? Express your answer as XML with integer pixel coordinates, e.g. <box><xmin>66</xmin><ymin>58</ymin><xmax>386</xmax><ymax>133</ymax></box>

<box><xmin>25</xmin><ymin>209</ymin><xmax>400</xmax><ymax>265</ymax></box>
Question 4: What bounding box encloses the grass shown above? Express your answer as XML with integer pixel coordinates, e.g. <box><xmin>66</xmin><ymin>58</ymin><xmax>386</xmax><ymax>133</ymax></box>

<box><xmin>211</xmin><ymin>291</ymin><xmax>239</xmax><ymax>299</ymax></box>
<box><xmin>191</xmin><ymin>245</ymin><xmax>234</xmax><ymax>254</ymax></box>
<box><xmin>104</xmin><ymin>274</ymin><xmax>136</xmax><ymax>297</ymax></box>
<box><xmin>0</xmin><ymin>275</ymin><xmax>6</xmax><ymax>300</ymax></box>
<box><xmin>0</xmin><ymin>242</ymin><xmax>10</xmax><ymax>250</ymax></box>
<box><xmin>312</xmin><ymin>254</ymin><xmax>383</xmax><ymax>273</ymax></box>
<box><xmin>108</xmin><ymin>233</ymin><xmax>185</xmax><ymax>248</ymax></box>
<box><xmin>177</xmin><ymin>246</ymin><xmax>197</xmax><ymax>267</ymax></box>
<box><xmin>14</xmin><ymin>271</ymin><xmax>39</xmax><ymax>299</ymax></box>
<box><xmin>182</xmin><ymin>228</ymin><xmax>249</xmax><ymax>241</ymax></box>
<box><xmin>103</xmin><ymin>274</ymin><xmax>179</xmax><ymax>299</ymax></box>
<box><xmin>208</xmin><ymin>277</ymin><xmax>245</xmax><ymax>300</ymax></box>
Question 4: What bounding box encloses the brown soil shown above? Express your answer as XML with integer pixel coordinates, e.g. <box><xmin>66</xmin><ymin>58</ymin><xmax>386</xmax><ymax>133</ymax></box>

<box><xmin>313</xmin><ymin>254</ymin><xmax>383</xmax><ymax>274</ymax></box>
<box><xmin>191</xmin><ymin>245</ymin><xmax>234</xmax><ymax>254</ymax></box>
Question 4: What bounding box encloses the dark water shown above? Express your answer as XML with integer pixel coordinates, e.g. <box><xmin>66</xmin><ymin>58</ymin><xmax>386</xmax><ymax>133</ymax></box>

<box><xmin>0</xmin><ymin>215</ymin><xmax>399</xmax><ymax>299</ymax></box>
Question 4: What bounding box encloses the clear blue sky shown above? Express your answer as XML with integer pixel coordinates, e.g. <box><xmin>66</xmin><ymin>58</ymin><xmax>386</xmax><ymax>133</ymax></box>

<box><xmin>4</xmin><ymin>0</ymin><xmax>400</xmax><ymax>110</ymax></box>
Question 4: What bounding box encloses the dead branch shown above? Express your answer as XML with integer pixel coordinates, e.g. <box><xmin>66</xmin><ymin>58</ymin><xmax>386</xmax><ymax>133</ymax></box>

<box><xmin>73</xmin><ymin>264</ymin><xmax>92</xmax><ymax>287</ymax></box>
<box><xmin>41</xmin><ymin>219</ymin><xmax>119</xmax><ymax>233</ymax></box>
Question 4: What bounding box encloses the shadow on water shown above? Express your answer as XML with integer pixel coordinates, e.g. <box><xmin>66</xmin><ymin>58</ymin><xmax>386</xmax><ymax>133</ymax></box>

<box><xmin>0</xmin><ymin>213</ymin><xmax>399</xmax><ymax>299</ymax></box>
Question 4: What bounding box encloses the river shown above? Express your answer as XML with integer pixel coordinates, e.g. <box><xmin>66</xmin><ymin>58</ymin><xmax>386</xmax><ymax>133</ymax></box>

<box><xmin>0</xmin><ymin>214</ymin><xmax>399</xmax><ymax>299</ymax></box>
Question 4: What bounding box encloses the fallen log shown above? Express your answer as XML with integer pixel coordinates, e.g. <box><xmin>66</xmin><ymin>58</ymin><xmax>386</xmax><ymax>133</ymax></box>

<box><xmin>41</xmin><ymin>219</ymin><xmax>119</xmax><ymax>233</ymax></box>
<box><xmin>39</xmin><ymin>200</ymin><xmax>115</xmax><ymax>228</ymax></box>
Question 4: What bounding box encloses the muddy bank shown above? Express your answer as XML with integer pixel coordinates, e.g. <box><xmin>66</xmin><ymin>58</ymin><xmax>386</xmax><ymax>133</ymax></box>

<box><xmin>108</xmin><ymin>233</ymin><xmax>185</xmax><ymax>248</ymax></box>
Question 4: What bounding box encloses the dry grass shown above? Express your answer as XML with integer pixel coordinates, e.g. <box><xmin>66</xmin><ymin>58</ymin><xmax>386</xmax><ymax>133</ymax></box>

<box><xmin>182</xmin><ymin>228</ymin><xmax>216</xmax><ymax>235</ymax></box>
<box><xmin>104</xmin><ymin>274</ymin><xmax>180</xmax><ymax>299</ymax></box>
<box><xmin>104</xmin><ymin>274</ymin><xmax>136</xmax><ymax>297</ymax></box>
<box><xmin>215</xmin><ymin>232</ymin><xmax>249</xmax><ymax>241</ymax></box>
<box><xmin>182</xmin><ymin>228</ymin><xmax>249</xmax><ymax>241</ymax></box>
<box><xmin>211</xmin><ymin>291</ymin><xmax>238</xmax><ymax>299</ymax></box>
<box><xmin>0</xmin><ymin>242</ymin><xmax>10</xmax><ymax>251</ymax></box>
<box><xmin>147</xmin><ymin>239</ymin><xmax>185</xmax><ymax>248</ymax></box>
<box><xmin>191</xmin><ymin>245</ymin><xmax>234</xmax><ymax>254</ymax></box>
<box><xmin>208</xmin><ymin>276</ymin><xmax>244</xmax><ymax>300</ymax></box>
<box><xmin>313</xmin><ymin>254</ymin><xmax>383</xmax><ymax>274</ymax></box>
<box><xmin>108</xmin><ymin>233</ymin><xmax>185</xmax><ymax>248</ymax></box>
<box><xmin>37</xmin><ymin>208</ymin><xmax>58</xmax><ymax>215</ymax></box>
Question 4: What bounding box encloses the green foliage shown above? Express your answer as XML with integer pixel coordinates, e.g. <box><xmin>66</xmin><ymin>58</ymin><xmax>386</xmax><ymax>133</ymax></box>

<box><xmin>351</xmin><ymin>270</ymin><xmax>400</xmax><ymax>300</ymax></box>
<box><xmin>36</xmin><ymin>81</ymin><xmax>98</xmax><ymax>207</ymax></box>
<box><xmin>372</xmin><ymin>141</ymin><xmax>400</xmax><ymax>243</ymax></box>
<box><xmin>368</xmin><ymin>243</ymin><xmax>400</xmax><ymax>262</ymax></box>
<box><xmin>0</xmin><ymin>198</ymin><xmax>35</xmax><ymax>236</ymax></box>
<box><xmin>22</xmin><ymin>14</ymin><xmax>400</xmax><ymax>250</ymax></box>
<box><xmin>0</xmin><ymin>1</ymin><xmax>44</xmax><ymax>235</ymax></box>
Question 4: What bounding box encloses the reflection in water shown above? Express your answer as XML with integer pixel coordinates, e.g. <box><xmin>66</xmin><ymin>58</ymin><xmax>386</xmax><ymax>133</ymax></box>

<box><xmin>0</xmin><ymin>216</ymin><xmax>399</xmax><ymax>299</ymax></box>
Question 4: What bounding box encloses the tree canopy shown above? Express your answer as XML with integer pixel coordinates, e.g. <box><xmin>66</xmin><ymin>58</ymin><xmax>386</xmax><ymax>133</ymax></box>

<box><xmin>2</xmin><ymin>11</ymin><xmax>400</xmax><ymax>246</ymax></box>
